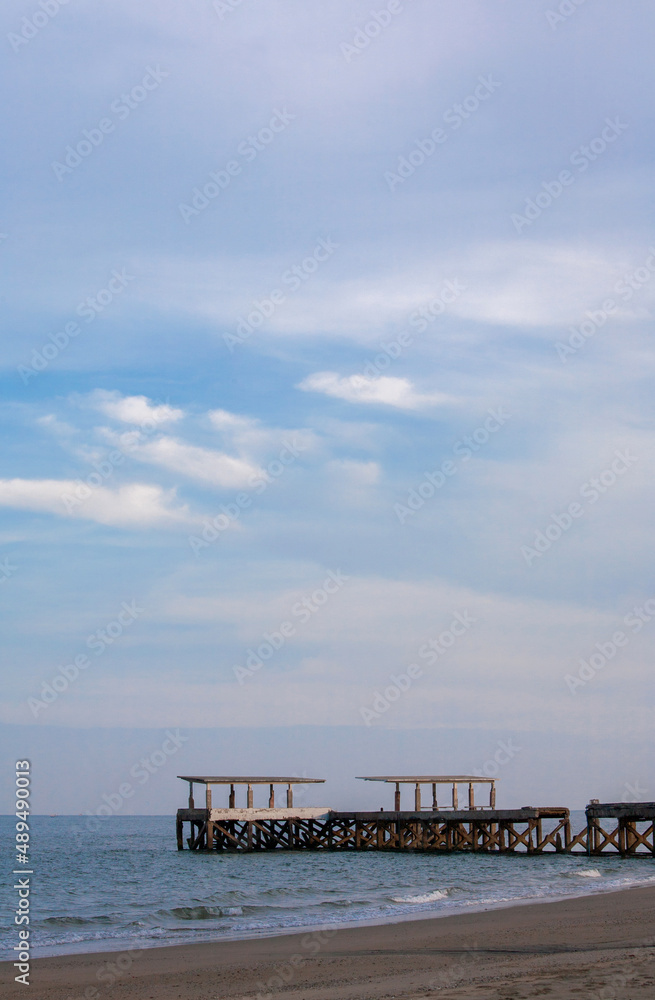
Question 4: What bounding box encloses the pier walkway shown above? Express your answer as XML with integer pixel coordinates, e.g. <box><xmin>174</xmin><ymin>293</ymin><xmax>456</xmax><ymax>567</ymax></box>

<box><xmin>176</xmin><ymin>775</ymin><xmax>655</xmax><ymax>857</ymax></box>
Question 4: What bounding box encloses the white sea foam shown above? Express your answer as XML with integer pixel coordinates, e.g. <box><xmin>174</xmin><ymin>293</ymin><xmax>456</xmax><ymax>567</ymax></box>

<box><xmin>577</xmin><ymin>869</ymin><xmax>602</xmax><ymax>878</ymax></box>
<box><xmin>391</xmin><ymin>890</ymin><xmax>449</xmax><ymax>904</ymax></box>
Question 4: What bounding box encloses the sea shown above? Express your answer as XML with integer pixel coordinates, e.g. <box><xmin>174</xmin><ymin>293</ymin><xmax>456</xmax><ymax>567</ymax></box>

<box><xmin>3</xmin><ymin>813</ymin><xmax>655</xmax><ymax>959</ymax></box>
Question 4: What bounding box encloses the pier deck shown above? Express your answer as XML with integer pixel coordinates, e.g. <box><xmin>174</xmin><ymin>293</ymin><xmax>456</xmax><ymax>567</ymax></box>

<box><xmin>175</xmin><ymin>777</ymin><xmax>655</xmax><ymax>857</ymax></box>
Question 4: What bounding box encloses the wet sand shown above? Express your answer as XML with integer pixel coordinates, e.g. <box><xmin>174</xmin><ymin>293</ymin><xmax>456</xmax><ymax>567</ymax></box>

<box><xmin>3</xmin><ymin>884</ymin><xmax>655</xmax><ymax>999</ymax></box>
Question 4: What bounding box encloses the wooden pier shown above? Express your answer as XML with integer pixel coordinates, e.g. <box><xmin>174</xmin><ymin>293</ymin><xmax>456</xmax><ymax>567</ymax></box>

<box><xmin>176</xmin><ymin>775</ymin><xmax>655</xmax><ymax>857</ymax></box>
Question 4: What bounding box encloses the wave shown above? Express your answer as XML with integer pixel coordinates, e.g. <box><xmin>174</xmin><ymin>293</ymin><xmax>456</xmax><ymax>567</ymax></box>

<box><xmin>159</xmin><ymin>905</ymin><xmax>243</xmax><ymax>921</ymax></box>
<box><xmin>391</xmin><ymin>889</ymin><xmax>450</xmax><ymax>904</ymax></box>
<box><xmin>42</xmin><ymin>915</ymin><xmax>114</xmax><ymax>927</ymax></box>
<box><xmin>577</xmin><ymin>869</ymin><xmax>602</xmax><ymax>878</ymax></box>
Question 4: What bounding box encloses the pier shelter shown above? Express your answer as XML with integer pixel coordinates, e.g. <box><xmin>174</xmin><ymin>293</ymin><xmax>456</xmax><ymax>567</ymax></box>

<box><xmin>357</xmin><ymin>774</ymin><xmax>496</xmax><ymax>811</ymax></box>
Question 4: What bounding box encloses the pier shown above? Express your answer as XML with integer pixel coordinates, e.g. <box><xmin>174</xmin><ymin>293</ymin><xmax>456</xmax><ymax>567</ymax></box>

<box><xmin>176</xmin><ymin>775</ymin><xmax>655</xmax><ymax>857</ymax></box>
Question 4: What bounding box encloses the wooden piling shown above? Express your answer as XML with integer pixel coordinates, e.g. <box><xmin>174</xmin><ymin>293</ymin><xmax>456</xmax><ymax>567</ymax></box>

<box><xmin>175</xmin><ymin>778</ymin><xmax>655</xmax><ymax>859</ymax></box>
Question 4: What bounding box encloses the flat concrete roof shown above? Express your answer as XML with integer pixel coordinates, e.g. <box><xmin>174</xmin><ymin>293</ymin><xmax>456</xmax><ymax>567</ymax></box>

<box><xmin>178</xmin><ymin>776</ymin><xmax>325</xmax><ymax>784</ymax></box>
<box><xmin>357</xmin><ymin>775</ymin><xmax>495</xmax><ymax>783</ymax></box>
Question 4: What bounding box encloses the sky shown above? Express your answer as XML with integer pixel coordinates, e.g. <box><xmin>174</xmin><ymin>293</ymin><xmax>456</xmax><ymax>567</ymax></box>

<box><xmin>1</xmin><ymin>0</ymin><xmax>654</xmax><ymax>815</ymax></box>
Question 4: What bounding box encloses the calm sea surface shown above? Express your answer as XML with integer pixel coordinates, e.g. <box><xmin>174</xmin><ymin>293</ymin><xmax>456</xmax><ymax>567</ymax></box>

<box><xmin>3</xmin><ymin>814</ymin><xmax>655</xmax><ymax>958</ymax></box>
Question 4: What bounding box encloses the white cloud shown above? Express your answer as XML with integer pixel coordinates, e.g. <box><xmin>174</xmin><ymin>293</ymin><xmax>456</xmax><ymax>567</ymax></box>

<box><xmin>84</xmin><ymin>390</ymin><xmax>184</xmax><ymax>426</ymax></box>
<box><xmin>207</xmin><ymin>410</ymin><xmax>257</xmax><ymax>432</ymax></box>
<box><xmin>0</xmin><ymin>479</ymin><xmax>191</xmax><ymax>528</ymax></box>
<box><xmin>207</xmin><ymin>408</ymin><xmax>318</xmax><ymax>461</ymax></box>
<box><xmin>36</xmin><ymin>414</ymin><xmax>77</xmax><ymax>436</ymax></box>
<box><xmin>297</xmin><ymin>372</ymin><xmax>451</xmax><ymax>410</ymax></box>
<box><xmin>123</xmin><ymin>435</ymin><xmax>263</xmax><ymax>489</ymax></box>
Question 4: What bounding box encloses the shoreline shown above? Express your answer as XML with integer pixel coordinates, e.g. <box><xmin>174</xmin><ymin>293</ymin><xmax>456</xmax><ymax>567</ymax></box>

<box><xmin>4</xmin><ymin>883</ymin><xmax>655</xmax><ymax>999</ymax></box>
<box><xmin>14</xmin><ymin>867</ymin><xmax>655</xmax><ymax>962</ymax></box>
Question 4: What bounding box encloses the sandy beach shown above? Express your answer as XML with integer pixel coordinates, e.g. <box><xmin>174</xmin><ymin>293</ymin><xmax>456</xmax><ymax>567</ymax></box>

<box><xmin>4</xmin><ymin>884</ymin><xmax>655</xmax><ymax>1000</ymax></box>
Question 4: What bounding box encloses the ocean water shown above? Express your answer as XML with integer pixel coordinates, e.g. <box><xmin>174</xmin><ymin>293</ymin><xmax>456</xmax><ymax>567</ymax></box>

<box><xmin>3</xmin><ymin>813</ymin><xmax>655</xmax><ymax>959</ymax></box>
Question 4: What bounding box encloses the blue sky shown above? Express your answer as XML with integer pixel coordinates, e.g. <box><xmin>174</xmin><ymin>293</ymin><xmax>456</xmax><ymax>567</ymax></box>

<box><xmin>1</xmin><ymin>0</ymin><xmax>654</xmax><ymax>812</ymax></box>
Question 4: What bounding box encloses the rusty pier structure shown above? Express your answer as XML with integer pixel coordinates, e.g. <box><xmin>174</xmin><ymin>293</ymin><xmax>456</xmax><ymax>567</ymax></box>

<box><xmin>176</xmin><ymin>775</ymin><xmax>655</xmax><ymax>857</ymax></box>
